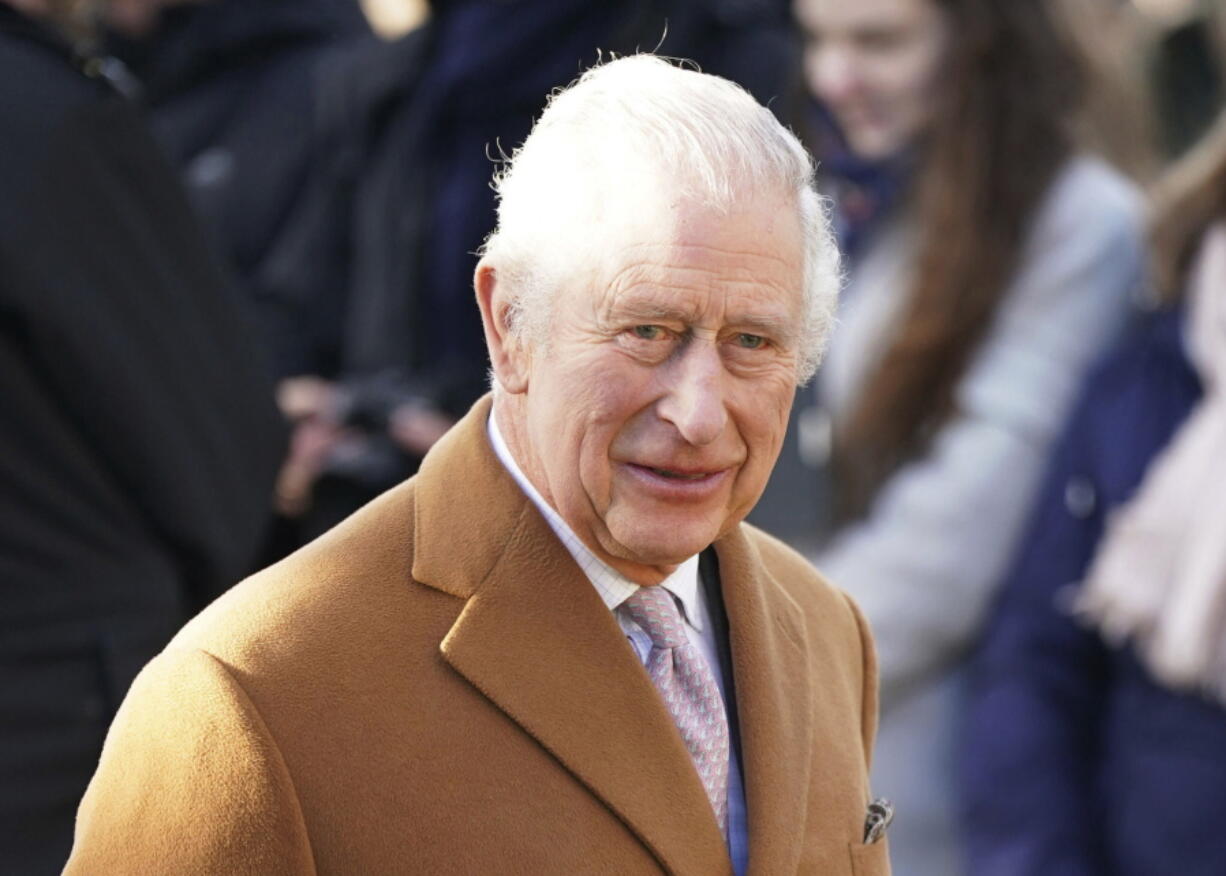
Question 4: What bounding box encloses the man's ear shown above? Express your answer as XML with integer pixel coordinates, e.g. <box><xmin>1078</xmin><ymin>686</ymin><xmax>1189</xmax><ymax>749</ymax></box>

<box><xmin>474</xmin><ymin>260</ymin><xmax>530</xmax><ymax>394</ymax></box>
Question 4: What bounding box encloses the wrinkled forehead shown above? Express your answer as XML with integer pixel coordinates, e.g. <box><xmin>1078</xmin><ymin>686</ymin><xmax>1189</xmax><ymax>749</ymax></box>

<box><xmin>575</xmin><ymin>189</ymin><xmax>807</xmax><ymax>322</ymax></box>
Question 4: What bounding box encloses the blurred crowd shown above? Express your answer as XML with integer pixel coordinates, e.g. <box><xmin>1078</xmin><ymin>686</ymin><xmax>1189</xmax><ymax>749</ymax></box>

<box><xmin>1</xmin><ymin>0</ymin><xmax>1223</xmax><ymax>873</ymax></box>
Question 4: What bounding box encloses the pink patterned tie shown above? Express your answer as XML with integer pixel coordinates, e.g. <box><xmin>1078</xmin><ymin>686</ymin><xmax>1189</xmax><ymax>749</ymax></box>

<box><xmin>623</xmin><ymin>585</ymin><xmax>730</xmax><ymax>831</ymax></box>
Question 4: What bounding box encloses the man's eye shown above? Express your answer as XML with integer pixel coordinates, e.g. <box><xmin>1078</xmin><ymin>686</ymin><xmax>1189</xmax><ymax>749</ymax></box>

<box><xmin>631</xmin><ymin>325</ymin><xmax>666</xmax><ymax>341</ymax></box>
<box><xmin>736</xmin><ymin>333</ymin><xmax>767</xmax><ymax>350</ymax></box>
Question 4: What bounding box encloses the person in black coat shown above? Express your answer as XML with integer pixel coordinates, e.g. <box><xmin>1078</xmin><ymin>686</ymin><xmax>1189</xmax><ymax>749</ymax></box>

<box><xmin>0</xmin><ymin>4</ymin><xmax>286</xmax><ymax>872</ymax></box>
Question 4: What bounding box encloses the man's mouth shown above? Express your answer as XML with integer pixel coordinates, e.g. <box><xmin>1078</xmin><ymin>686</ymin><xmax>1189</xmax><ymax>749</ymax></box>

<box><xmin>622</xmin><ymin>463</ymin><xmax>733</xmax><ymax>498</ymax></box>
<box><xmin>648</xmin><ymin>468</ymin><xmax>711</xmax><ymax>481</ymax></box>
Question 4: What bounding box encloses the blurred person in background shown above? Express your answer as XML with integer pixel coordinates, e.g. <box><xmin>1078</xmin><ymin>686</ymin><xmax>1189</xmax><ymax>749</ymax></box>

<box><xmin>789</xmin><ymin>0</ymin><xmax>1146</xmax><ymax>872</ymax></box>
<box><xmin>961</xmin><ymin>108</ymin><xmax>1226</xmax><ymax>876</ymax></box>
<box><xmin>1054</xmin><ymin>0</ymin><xmax>1226</xmax><ymax>173</ymax></box>
<box><xmin>1050</xmin><ymin>0</ymin><xmax>1160</xmax><ymax>182</ymax></box>
<box><xmin>0</xmin><ymin>0</ymin><xmax>285</xmax><ymax>871</ymax></box>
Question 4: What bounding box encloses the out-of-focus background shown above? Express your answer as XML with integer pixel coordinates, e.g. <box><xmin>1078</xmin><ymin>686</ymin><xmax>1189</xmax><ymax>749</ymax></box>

<box><xmin>1</xmin><ymin>0</ymin><xmax>1224</xmax><ymax>873</ymax></box>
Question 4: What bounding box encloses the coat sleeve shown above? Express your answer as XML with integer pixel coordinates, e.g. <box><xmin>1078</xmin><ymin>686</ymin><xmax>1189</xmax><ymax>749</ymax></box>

<box><xmin>956</xmin><ymin>389</ymin><xmax>1111</xmax><ymax>876</ymax></box>
<box><xmin>815</xmin><ymin>159</ymin><xmax>1143</xmax><ymax>705</ymax></box>
<box><xmin>65</xmin><ymin>648</ymin><xmax>316</xmax><ymax>875</ymax></box>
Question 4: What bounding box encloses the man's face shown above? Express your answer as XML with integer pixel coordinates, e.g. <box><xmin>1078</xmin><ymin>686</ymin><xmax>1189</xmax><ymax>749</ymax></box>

<box><xmin>509</xmin><ymin>193</ymin><xmax>805</xmax><ymax>582</ymax></box>
<box><xmin>795</xmin><ymin>0</ymin><xmax>949</xmax><ymax>161</ymax></box>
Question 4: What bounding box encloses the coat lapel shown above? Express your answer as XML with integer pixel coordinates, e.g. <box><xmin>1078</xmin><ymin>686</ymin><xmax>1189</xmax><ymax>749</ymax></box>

<box><xmin>411</xmin><ymin>398</ymin><xmax>731</xmax><ymax>875</ymax></box>
<box><xmin>715</xmin><ymin>528</ymin><xmax>816</xmax><ymax>875</ymax></box>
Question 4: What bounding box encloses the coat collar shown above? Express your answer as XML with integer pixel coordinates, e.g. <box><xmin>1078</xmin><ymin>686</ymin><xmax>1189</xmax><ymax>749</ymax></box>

<box><xmin>0</xmin><ymin>6</ymin><xmax>71</xmax><ymax>55</ymax></box>
<box><xmin>412</xmin><ymin>396</ymin><xmax>816</xmax><ymax>874</ymax></box>
<box><xmin>0</xmin><ymin>6</ymin><xmax>118</xmax><ymax>87</ymax></box>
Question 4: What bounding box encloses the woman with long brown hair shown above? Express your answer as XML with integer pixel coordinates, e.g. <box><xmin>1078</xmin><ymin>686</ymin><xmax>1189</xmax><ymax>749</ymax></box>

<box><xmin>962</xmin><ymin>109</ymin><xmax>1226</xmax><ymax>876</ymax></box>
<box><xmin>792</xmin><ymin>0</ymin><xmax>1146</xmax><ymax>872</ymax></box>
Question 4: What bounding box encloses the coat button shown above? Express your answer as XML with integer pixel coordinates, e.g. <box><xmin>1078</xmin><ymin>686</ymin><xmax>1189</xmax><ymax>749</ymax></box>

<box><xmin>1064</xmin><ymin>476</ymin><xmax>1097</xmax><ymax>519</ymax></box>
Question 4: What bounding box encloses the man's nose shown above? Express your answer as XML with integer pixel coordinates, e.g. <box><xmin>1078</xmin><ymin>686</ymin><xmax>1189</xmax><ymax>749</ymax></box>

<box><xmin>657</xmin><ymin>341</ymin><xmax>727</xmax><ymax>447</ymax></box>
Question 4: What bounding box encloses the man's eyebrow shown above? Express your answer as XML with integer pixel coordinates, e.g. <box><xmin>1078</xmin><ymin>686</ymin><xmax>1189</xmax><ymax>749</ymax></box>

<box><xmin>611</xmin><ymin>300</ymin><xmax>797</xmax><ymax>339</ymax></box>
<box><xmin>613</xmin><ymin>300</ymin><xmax>695</xmax><ymax>323</ymax></box>
<box><xmin>734</xmin><ymin>313</ymin><xmax>795</xmax><ymax>338</ymax></box>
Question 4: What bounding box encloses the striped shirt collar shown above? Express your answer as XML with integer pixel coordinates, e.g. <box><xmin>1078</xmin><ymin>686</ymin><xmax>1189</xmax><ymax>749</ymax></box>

<box><xmin>487</xmin><ymin>411</ymin><xmax>702</xmax><ymax>630</ymax></box>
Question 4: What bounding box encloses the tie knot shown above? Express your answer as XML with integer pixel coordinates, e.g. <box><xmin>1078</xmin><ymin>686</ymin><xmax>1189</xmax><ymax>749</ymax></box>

<box><xmin>623</xmin><ymin>586</ymin><xmax>688</xmax><ymax>649</ymax></box>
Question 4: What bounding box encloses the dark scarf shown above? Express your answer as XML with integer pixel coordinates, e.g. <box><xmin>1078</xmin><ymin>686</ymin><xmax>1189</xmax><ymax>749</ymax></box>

<box><xmin>805</xmin><ymin>98</ymin><xmax>914</xmax><ymax>262</ymax></box>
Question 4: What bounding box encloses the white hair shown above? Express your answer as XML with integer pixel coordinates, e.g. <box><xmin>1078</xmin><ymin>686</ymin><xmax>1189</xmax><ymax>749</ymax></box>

<box><xmin>481</xmin><ymin>54</ymin><xmax>840</xmax><ymax>383</ymax></box>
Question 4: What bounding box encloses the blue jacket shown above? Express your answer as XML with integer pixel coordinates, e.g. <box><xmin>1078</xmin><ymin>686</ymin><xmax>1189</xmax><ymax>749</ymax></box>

<box><xmin>960</xmin><ymin>304</ymin><xmax>1226</xmax><ymax>876</ymax></box>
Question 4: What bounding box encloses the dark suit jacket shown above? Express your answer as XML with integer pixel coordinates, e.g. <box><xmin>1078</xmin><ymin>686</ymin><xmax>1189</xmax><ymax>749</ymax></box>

<box><xmin>67</xmin><ymin>396</ymin><xmax>888</xmax><ymax>875</ymax></box>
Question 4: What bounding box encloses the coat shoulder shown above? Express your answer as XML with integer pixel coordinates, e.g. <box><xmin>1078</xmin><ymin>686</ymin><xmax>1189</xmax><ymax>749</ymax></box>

<box><xmin>741</xmin><ymin>522</ymin><xmax>863</xmax><ymax>627</ymax></box>
<box><xmin>168</xmin><ymin>477</ymin><xmax>453</xmax><ymax>684</ymax></box>
<box><xmin>0</xmin><ymin>27</ymin><xmax>105</xmax><ymax>188</ymax></box>
<box><xmin>0</xmin><ymin>30</ymin><xmax>97</xmax><ymax>125</ymax></box>
<box><xmin>66</xmin><ymin>647</ymin><xmax>315</xmax><ymax>874</ymax></box>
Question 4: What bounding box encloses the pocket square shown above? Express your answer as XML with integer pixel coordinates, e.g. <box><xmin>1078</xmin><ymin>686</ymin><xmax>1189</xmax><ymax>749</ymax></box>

<box><xmin>863</xmin><ymin>798</ymin><xmax>894</xmax><ymax>844</ymax></box>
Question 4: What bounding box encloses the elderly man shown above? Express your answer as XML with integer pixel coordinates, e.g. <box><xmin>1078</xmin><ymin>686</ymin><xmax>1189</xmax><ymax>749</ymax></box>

<box><xmin>66</xmin><ymin>56</ymin><xmax>888</xmax><ymax>875</ymax></box>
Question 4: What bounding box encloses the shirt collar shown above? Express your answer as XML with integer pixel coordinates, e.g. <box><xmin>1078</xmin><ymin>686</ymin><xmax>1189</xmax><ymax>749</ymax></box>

<box><xmin>486</xmin><ymin>411</ymin><xmax>703</xmax><ymax>630</ymax></box>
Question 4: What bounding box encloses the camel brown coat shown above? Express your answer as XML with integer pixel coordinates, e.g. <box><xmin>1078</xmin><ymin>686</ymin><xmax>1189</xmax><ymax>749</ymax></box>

<box><xmin>65</xmin><ymin>397</ymin><xmax>889</xmax><ymax>875</ymax></box>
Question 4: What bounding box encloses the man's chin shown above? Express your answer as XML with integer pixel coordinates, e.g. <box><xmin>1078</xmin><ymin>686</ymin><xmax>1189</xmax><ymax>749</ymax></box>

<box><xmin>601</xmin><ymin>521</ymin><xmax>722</xmax><ymax>574</ymax></box>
